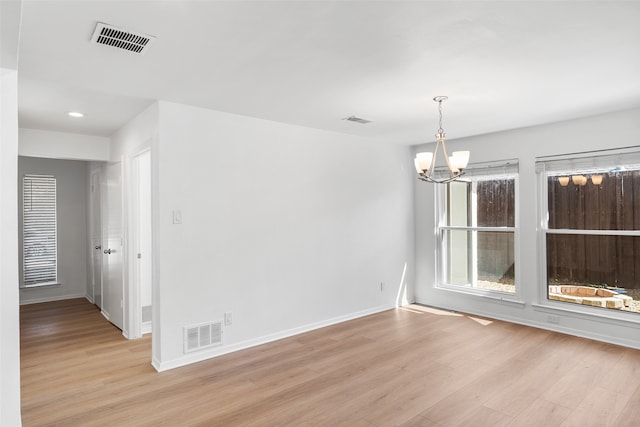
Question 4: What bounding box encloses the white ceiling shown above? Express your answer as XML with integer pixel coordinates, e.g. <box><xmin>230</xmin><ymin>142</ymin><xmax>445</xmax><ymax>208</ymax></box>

<box><xmin>13</xmin><ymin>0</ymin><xmax>640</xmax><ymax>144</ymax></box>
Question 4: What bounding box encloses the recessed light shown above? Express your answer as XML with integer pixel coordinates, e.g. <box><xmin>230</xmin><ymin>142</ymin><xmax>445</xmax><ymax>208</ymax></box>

<box><xmin>68</xmin><ymin>111</ymin><xmax>84</xmax><ymax>118</ymax></box>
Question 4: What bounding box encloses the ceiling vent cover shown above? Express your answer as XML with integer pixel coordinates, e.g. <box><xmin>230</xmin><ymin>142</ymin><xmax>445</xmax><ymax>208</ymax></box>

<box><xmin>90</xmin><ymin>22</ymin><xmax>156</xmax><ymax>54</ymax></box>
<box><xmin>343</xmin><ymin>116</ymin><xmax>372</xmax><ymax>124</ymax></box>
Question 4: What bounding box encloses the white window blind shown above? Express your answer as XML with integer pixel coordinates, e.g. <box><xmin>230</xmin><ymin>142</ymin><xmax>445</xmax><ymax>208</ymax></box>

<box><xmin>23</xmin><ymin>174</ymin><xmax>57</xmax><ymax>286</ymax></box>
<box><xmin>435</xmin><ymin>158</ymin><xmax>519</xmax><ymax>180</ymax></box>
<box><xmin>535</xmin><ymin>147</ymin><xmax>640</xmax><ymax>175</ymax></box>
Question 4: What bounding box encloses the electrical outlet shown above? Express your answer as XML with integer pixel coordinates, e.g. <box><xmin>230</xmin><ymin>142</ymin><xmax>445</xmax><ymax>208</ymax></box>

<box><xmin>224</xmin><ymin>312</ymin><xmax>233</xmax><ymax>326</ymax></box>
<box><xmin>547</xmin><ymin>315</ymin><xmax>560</xmax><ymax>324</ymax></box>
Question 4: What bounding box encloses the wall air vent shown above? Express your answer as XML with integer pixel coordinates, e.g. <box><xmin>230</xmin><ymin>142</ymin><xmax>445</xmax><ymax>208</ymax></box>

<box><xmin>183</xmin><ymin>321</ymin><xmax>223</xmax><ymax>353</ymax></box>
<box><xmin>343</xmin><ymin>116</ymin><xmax>372</xmax><ymax>124</ymax></box>
<box><xmin>90</xmin><ymin>22</ymin><xmax>156</xmax><ymax>54</ymax></box>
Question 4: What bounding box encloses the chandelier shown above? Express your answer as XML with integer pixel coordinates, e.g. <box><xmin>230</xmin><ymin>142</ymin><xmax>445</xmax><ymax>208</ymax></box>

<box><xmin>414</xmin><ymin>96</ymin><xmax>470</xmax><ymax>183</ymax></box>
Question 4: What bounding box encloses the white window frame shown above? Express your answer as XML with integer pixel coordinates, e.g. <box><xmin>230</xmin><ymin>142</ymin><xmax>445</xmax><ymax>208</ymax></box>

<box><xmin>535</xmin><ymin>147</ymin><xmax>640</xmax><ymax>320</ymax></box>
<box><xmin>22</xmin><ymin>174</ymin><xmax>59</xmax><ymax>288</ymax></box>
<box><xmin>435</xmin><ymin>159</ymin><xmax>520</xmax><ymax>299</ymax></box>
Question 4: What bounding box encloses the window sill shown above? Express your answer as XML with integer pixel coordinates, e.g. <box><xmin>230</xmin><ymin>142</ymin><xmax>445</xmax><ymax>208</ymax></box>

<box><xmin>21</xmin><ymin>281</ymin><xmax>61</xmax><ymax>289</ymax></box>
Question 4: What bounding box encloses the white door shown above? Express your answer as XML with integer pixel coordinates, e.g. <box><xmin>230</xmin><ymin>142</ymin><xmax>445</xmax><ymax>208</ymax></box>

<box><xmin>89</xmin><ymin>170</ymin><xmax>103</xmax><ymax>308</ymax></box>
<box><xmin>103</xmin><ymin>162</ymin><xmax>124</xmax><ymax>330</ymax></box>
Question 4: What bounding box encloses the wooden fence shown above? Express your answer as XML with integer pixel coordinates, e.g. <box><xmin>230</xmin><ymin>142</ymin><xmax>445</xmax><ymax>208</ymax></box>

<box><xmin>547</xmin><ymin>171</ymin><xmax>640</xmax><ymax>290</ymax></box>
<box><xmin>477</xmin><ymin>179</ymin><xmax>515</xmax><ymax>283</ymax></box>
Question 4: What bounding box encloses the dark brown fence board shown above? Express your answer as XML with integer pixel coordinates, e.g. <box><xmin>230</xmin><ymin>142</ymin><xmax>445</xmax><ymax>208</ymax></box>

<box><xmin>545</xmin><ymin>172</ymin><xmax>640</xmax><ymax>290</ymax></box>
<box><xmin>477</xmin><ymin>179</ymin><xmax>515</xmax><ymax>282</ymax></box>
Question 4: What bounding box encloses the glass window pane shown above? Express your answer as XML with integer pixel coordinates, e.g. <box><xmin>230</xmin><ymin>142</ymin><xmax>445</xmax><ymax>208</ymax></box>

<box><xmin>547</xmin><ymin>234</ymin><xmax>640</xmax><ymax>313</ymax></box>
<box><xmin>443</xmin><ymin>230</ymin><xmax>515</xmax><ymax>293</ymax></box>
<box><xmin>444</xmin><ymin>229</ymin><xmax>471</xmax><ymax>286</ymax></box>
<box><xmin>477</xmin><ymin>178</ymin><xmax>515</xmax><ymax>227</ymax></box>
<box><xmin>548</xmin><ymin>170</ymin><xmax>640</xmax><ymax>231</ymax></box>
<box><xmin>477</xmin><ymin>231</ymin><xmax>515</xmax><ymax>292</ymax></box>
<box><xmin>446</xmin><ymin>181</ymin><xmax>470</xmax><ymax>226</ymax></box>
<box><xmin>445</xmin><ymin>178</ymin><xmax>515</xmax><ymax>227</ymax></box>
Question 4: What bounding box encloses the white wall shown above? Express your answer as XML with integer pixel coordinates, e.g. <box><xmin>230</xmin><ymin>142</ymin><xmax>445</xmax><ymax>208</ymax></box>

<box><xmin>0</xmin><ymin>67</ymin><xmax>22</xmax><ymax>426</ymax></box>
<box><xmin>154</xmin><ymin>101</ymin><xmax>413</xmax><ymax>370</ymax></box>
<box><xmin>414</xmin><ymin>107</ymin><xmax>640</xmax><ymax>349</ymax></box>
<box><xmin>110</xmin><ymin>103</ymin><xmax>158</xmax><ymax>162</ymax></box>
<box><xmin>19</xmin><ymin>157</ymin><xmax>89</xmax><ymax>305</ymax></box>
<box><xmin>19</xmin><ymin>128</ymin><xmax>110</xmax><ymax>161</ymax></box>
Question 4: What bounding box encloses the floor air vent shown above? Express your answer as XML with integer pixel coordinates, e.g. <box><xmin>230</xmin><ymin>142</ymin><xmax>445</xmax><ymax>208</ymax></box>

<box><xmin>90</xmin><ymin>22</ymin><xmax>156</xmax><ymax>54</ymax></box>
<box><xmin>184</xmin><ymin>321</ymin><xmax>223</xmax><ymax>353</ymax></box>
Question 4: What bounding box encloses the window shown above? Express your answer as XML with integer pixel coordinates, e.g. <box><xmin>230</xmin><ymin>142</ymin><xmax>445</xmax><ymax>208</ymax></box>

<box><xmin>436</xmin><ymin>160</ymin><xmax>518</xmax><ymax>294</ymax></box>
<box><xmin>22</xmin><ymin>174</ymin><xmax>58</xmax><ymax>287</ymax></box>
<box><xmin>537</xmin><ymin>149</ymin><xmax>640</xmax><ymax>315</ymax></box>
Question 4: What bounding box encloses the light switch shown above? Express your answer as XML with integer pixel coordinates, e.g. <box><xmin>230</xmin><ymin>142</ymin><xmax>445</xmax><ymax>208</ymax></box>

<box><xmin>172</xmin><ymin>210</ymin><xmax>183</xmax><ymax>224</ymax></box>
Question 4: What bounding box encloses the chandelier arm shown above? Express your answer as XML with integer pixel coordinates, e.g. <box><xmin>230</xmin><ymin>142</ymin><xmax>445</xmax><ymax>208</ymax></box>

<box><xmin>417</xmin><ymin>171</ymin><xmax>465</xmax><ymax>184</ymax></box>
<box><xmin>427</xmin><ymin>140</ymin><xmax>440</xmax><ymax>179</ymax></box>
<box><xmin>441</xmin><ymin>140</ymin><xmax>456</xmax><ymax>178</ymax></box>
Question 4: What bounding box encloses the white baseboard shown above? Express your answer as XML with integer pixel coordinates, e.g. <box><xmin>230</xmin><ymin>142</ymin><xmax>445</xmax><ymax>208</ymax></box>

<box><xmin>155</xmin><ymin>303</ymin><xmax>396</xmax><ymax>372</ymax></box>
<box><xmin>19</xmin><ymin>293</ymin><xmax>87</xmax><ymax>305</ymax></box>
<box><xmin>85</xmin><ymin>294</ymin><xmax>94</xmax><ymax>304</ymax></box>
<box><xmin>151</xmin><ymin>356</ymin><xmax>161</xmax><ymax>372</ymax></box>
<box><xmin>413</xmin><ymin>297</ymin><xmax>640</xmax><ymax>351</ymax></box>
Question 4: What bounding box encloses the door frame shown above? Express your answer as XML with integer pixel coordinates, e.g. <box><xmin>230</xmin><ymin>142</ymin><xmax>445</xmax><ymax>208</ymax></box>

<box><xmin>127</xmin><ymin>145</ymin><xmax>153</xmax><ymax>340</ymax></box>
<box><xmin>88</xmin><ymin>166</ymin><xmax>103</xmax><ymax>308</ymax></box>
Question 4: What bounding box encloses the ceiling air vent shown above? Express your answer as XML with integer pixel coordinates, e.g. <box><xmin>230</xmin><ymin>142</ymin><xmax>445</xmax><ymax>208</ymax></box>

<box><xmin>90</xmin><ymin>22</ymin><xmax>156</xmax><ymax>54</ymax></box>
<box><xmin>343</xmin><ymin>116</ymin><xmax>372</xmax><ymax>124</ymax></box>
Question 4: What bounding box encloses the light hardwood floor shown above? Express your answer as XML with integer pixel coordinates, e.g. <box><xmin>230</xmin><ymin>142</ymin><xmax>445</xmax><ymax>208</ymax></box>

<box><xmin>20</xmin><ymin>299</ymin><xmax>640</xmax><ymax>426</ymax></box>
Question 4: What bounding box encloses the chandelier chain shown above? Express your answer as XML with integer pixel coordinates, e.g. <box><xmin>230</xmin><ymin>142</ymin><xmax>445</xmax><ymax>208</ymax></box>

<box><xmin>438</xmin><ymin>99</ymin><xmax>444</xmax><ymax>133</ymax></box>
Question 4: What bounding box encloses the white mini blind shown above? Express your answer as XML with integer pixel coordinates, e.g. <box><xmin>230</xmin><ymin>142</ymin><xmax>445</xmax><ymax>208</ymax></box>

<box><xmin>23</xmin><ymin>174</ymin><xmax>57</xmax><ymax>286</ymax></box>
<box><xmin>535</xmin><ymin>147</ymin><xmax>640</xmax><ymax>175</ymax></box>
<box><xmin>434</xmin><ymin>158</ymin><xmax>519</xmax><ymax>180</ymax></box>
